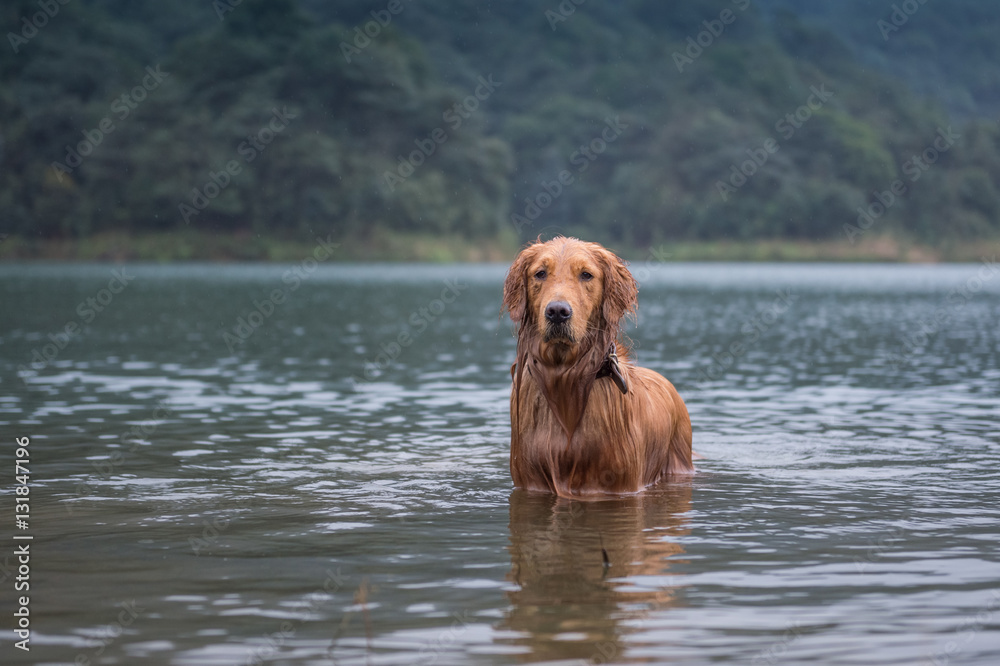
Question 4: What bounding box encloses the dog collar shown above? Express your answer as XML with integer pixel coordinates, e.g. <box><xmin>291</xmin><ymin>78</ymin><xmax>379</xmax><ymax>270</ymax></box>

<box><xmin>596</xmin><ymin>342</ymin><xmax>629</xmax><ymax>395</ymax></box>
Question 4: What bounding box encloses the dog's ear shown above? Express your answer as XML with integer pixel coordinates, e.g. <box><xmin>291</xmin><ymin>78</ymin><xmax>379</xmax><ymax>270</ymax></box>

<box><xmin>502</xmin><ymin>243</ymin><xmax>540</xmax><ymax>324</ymax></box>
<box><xmin>600</xmin><ymin>247</ymin><xmax>638</xmax><ymax>325</ymax></box>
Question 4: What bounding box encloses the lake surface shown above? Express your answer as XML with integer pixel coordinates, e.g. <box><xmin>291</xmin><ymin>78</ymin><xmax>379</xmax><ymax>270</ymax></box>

<box><xmin>1</xmin><ymin>261</ymin><xmax>999</xmax><ymax>665</ymax></box>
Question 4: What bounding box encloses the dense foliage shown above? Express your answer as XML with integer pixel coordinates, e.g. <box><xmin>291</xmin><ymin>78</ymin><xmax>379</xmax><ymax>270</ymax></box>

<box><xmin>2</xmin><ymin>0</ymin><xmax>999</xmax><ymax>248</ymax></box>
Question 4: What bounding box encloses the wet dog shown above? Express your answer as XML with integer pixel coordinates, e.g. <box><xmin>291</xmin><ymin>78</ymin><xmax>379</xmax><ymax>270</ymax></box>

<box><xmin>502</xmin><ymin>237</ymin><xmax>693</xmax><ymax>496</ymax></box>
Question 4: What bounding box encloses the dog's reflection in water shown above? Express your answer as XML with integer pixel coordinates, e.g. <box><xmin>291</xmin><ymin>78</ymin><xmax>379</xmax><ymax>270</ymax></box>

<box><xmin>499</xmin><ymin>484</ymin><xmax>692</xmax><ymax>663</ymax></box>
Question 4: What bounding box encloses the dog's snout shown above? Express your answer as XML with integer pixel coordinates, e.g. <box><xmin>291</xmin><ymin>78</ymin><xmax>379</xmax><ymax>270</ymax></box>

<box><xmin>545</xmin><ymin>301</ymin><xmax>573</xmax><ymax>324</ymax></box>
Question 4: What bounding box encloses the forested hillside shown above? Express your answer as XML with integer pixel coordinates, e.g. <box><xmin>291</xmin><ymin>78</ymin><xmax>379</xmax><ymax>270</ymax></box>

<box><xmin>2</xmin><ymin>0</ymin><xmax>1000</xmax><ymax>257</ymax></box>
<box><xmin>758</xmin><ymin>0</ymin><xmax>1000</xmax><ymax>119</ymax></box>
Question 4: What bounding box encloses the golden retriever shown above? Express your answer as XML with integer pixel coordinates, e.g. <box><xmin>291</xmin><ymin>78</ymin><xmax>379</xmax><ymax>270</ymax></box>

<box><xmin>502</xmin><ymin>237</ymin><xmax>693</xmax><ymax>496</ymax></box>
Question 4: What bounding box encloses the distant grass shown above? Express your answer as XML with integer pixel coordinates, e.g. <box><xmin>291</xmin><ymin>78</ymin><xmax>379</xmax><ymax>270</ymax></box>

<box><xmin>622</xmin><ymin>236</ymin><xmax>998</xmax><ymax>263</ymax></box>
<box><xmin>0</xmin><ymin>230</ymin><xmax>521</xmax><ymax>263</ymax></box>
<box><xmin>1</xmin><ymin>230</ymin><xmax>997</xmax><ymax>263</ymax></box>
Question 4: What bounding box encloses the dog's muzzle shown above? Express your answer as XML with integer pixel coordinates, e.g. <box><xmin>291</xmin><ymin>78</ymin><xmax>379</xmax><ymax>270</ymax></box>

<box><xmin>543</xmin><ymin>301</ymin><xmax>574</xmax><ymax>342</ymax></box>
<box><xmin>545</xmin><ymin>301</ymin><xmax>572</xmax><ymax>324</ymax></box>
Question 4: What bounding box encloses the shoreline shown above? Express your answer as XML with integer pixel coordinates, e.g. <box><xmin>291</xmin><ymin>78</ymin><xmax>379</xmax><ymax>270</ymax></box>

<box><xmin>1</xmin><ymin>231</ymin><xmax>997</xmax><ymax>263</ymax></box>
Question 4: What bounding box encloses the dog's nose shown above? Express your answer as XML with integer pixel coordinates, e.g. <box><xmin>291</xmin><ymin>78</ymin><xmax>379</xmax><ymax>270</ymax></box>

<box><xmin>545</xmin><ymin>301</ymin><xmax>573</xmax><ymax>324</ymax></box>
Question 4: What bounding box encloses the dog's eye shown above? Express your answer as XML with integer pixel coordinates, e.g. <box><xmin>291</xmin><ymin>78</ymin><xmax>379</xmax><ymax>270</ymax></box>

<box><xmin>580</xmin><ymin>271</ymin><xmax>593</xmax><ymax>281</ymax></box>
<box><xmin>534</xmin><ymin>269</ymin><xmax>547</xmax><ymax>280</ymax></box>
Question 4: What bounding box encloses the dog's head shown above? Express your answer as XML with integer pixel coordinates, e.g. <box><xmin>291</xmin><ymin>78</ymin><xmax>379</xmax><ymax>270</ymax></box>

<box><xmin>502</xmin><ymin>237</ymin><xmax>638</xmax><ymax>365</ymax></box>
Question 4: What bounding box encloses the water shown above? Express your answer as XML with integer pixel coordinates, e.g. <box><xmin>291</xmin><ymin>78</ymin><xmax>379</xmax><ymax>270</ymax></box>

<box><xmin>1</xmin><ymin>261</ymin><xmax>999</xmax><ymax>665</ymax></box>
